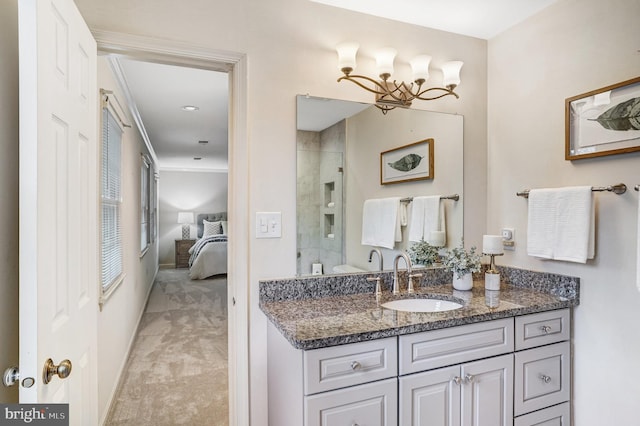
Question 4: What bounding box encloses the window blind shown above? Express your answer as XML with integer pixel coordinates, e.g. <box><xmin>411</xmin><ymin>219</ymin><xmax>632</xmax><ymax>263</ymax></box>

<box><xmin>101</xmin><ymin>108</ymin><xmax>123</xmax><ymax>289</ymax></box>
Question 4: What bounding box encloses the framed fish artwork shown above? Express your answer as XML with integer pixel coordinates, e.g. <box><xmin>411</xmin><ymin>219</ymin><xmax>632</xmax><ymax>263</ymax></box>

<box><xmin>566</xmin><ymin>76</ymin><xmax>640</xmax><ymax>160</ymax></box>
<box><xmin>380</xmin><ymin>138</ymin><xmax>434</xmax><ymax>185</ymax></box>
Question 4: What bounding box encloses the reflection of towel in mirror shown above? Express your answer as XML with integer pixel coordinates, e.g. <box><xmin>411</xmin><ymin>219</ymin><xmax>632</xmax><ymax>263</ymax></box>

<box><xmin>408</xmin><ymin>196</ymin><xmax>445</xmax><ymax>243</ymax></box>
<box><xmin>527</xmin><ymin>186</ymin><xmax>594</xmax><ymax>263</ymax></box>
<box><xmin>361</xmin><ymin>197</ymin><xmax>402</xmax><ymax>249</ymax></box>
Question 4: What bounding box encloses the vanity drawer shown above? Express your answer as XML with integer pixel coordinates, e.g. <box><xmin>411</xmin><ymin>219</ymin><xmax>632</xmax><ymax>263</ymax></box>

<box><xmin>515</xmin><ymin>341</ymin><xmax>570</xmax><ymax>416</ymax></box>
<box><xmin>514</xmin><ymin>402</ymin><xmax>570</xmax><ymax>426</ymax></box>
<box><xmin>399</xmin><ymin>318</ymin><xmax>514</xmax><ymax>375</ymax></box>
<box><xmin>515</xmin><ymin>309</ymin><xmax>570</xmax><ymax>351</ymax></box>
<box><xmin>303</xmin><ymin>337</ymin><xmax>397</xmax><ymax>395</ymax></box>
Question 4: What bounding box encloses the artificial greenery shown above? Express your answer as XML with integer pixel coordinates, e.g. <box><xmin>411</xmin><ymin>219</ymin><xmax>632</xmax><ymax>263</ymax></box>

<box><xmin>443</xmin><ymin>242</ymin><xmax>482</xmax><ymax>279</ymax></box>
<box><xmin>408</xmin><ymin>239</ymin><xmax>440</xmax><ymax>266</ymax></box>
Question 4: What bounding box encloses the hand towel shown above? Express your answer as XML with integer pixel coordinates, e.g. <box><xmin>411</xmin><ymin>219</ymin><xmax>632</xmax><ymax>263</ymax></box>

<box><xmin>408</xmin><ymin>196</ymin><xmax>444</xmax><ymax>243</ymax></box>
<box><xmin>361</xmin><ymin>197</ymin><xmax>401</xmax><ymax>249</ymax></box>
<box><xmin>527</xmin><ymin>186</ymin><xmax>594</xmax><ymax>263</ymax></box>
<box><xmin>637</xmin><ymin>191</ymin><xmax>640</xmax><ymax>291</ymax></box>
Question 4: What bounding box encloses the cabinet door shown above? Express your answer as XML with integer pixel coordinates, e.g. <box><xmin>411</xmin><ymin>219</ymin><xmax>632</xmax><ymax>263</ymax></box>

<box><xmin>305</xmin><ymin>378</ymin><xmax>397</xmax><ymax>426</ymax></box>
<box><xmin>461</xmin><ymin>354</ymin><xmax>513</xmax><ymax>426</ymax></box>
<box><xmin>399</xmin><ymin>365</ymin><xmax>461</xmax><ymax>426</ymax></box>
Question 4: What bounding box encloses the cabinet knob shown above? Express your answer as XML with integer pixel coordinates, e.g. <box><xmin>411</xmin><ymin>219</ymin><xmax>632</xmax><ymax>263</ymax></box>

<box><xmin>350</xmin><ymin>361</ymin><xmax>362</xmax><ymax>371</ymax></box>
<box><xmin>464</xmin><ymin>374</ymin><xmax>475</xmax><ymax>384</ymax></box>
<box><xmin>453</xmin><ymin>376</ymin><xmax>462</xmax><ymax>385</ymax></box>
<box><xmin>540</xmin><ymin>325</ymin><xmax>552</xmax><ymax>333</ymax></box>
<box><xmin>540</xmin><ymin>374</ymin><xmax>552</xmax><ymax>384</ymax></box>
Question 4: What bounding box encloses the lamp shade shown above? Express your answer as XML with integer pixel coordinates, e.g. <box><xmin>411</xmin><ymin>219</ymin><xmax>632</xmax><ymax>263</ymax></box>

<box><xmin>410</xmin><ymin>55</ymin><xmax>431</xmax><ymax>83</ymax></box>
<box><xmin>442</xmin><ymin>61</ymin><xmax>463</xmax><ymax>88</ymax></box>
<box><xmin>177</xmin><ymin>212</ymin><xmax>194</xmax><ymax>224</ymax></box>
<box><xmin>375</xmin><ymin>47</ymin><xmax>397</xmax><ymax>78</ymax></box>
<box><xmin>336</xmin><ymin>42</ymin><xmax>359</xmax><ymax>73</ymax></box>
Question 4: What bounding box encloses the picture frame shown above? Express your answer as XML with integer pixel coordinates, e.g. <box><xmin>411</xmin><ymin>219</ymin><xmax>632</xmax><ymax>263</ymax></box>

<box><xmin>380</xmin><ymin>138</ymin><xmax>434</xmax><ymax>185</ymax></box>
<box><xmin>565</xmin><ymin>76</ymin><xmax>640</xmax><ymax>160</ymax></box>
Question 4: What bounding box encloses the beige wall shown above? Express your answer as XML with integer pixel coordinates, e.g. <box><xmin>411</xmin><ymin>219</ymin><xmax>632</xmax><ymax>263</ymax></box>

<box><xmin>0</xmin><ymin>0</ymin><xmax>19</xmax><ymax>404</ymax></box>
<box><xmin>96</xmin><ymin>57</ymin><xmax>159</xmax><ymax>422</ymax></box>
<box><xmin>487</xmin><ymin>0</ymin><xmax>640</xmax><ymax>424</ymax></box>
<box><xmin>158</xmin><ymin>170</ymin><xmax>228</xmax><ymax>267</ymax></box>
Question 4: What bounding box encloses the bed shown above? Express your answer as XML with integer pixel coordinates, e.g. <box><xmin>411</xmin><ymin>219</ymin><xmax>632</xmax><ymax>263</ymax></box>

<box><xmin>188</xmin><ymin>212</ymin><xmax>228</xmax><ymax>280</ymax></box>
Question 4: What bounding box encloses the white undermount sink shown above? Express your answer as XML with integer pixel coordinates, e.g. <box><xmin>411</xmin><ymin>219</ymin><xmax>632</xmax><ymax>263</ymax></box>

<box><xmin>381</xmin><ymin>298</ymin><xmax>463</xmax><ymax>313</ymax></box>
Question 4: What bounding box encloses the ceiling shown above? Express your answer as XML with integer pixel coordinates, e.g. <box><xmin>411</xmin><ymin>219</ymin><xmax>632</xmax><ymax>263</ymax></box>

<box><xmin>311</xmin><ymin>0</ymin><xmax>559</xmax><ymax>40</ymax></box>
<box><xmin>116</xmin><ymin>58</ymin><xmax>229</xmax><ymax>172</ymax></box>
<box><xmin>115</xmin><ymin>1</ymin><xmax>558</xmax><ymax>171</ymax></box>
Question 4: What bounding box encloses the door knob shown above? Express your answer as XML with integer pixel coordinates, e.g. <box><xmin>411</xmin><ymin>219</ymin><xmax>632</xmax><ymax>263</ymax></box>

<box><xmin>43</xmin><ymin>358</ymin><xmax>72</xmax><ymax>385</ymax></box>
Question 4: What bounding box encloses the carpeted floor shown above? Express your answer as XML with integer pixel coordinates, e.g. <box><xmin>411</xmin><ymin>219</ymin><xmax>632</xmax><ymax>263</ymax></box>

<box><xmin>105</xmin><ymin>269</ymin><xmax>228</xmax><ymax>425</ymax></box>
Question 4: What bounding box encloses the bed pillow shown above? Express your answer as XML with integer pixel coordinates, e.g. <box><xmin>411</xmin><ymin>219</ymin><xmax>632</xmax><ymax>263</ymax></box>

<box><xmin>220</xmin><ymin>221</ymin><xmax>228</xmax><ymax>235</ymax></box>
<box><xmin>203</xmin><ymin>219</ymin><xmax>222</xmax><ymax>237</ymax></box>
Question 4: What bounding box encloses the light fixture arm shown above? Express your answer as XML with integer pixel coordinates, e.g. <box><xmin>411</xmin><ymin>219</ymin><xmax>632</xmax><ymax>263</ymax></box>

<box><xmin>337</xmin><ymin>71</ymin><xmax>459</xmax><ymax>114</ymax></box>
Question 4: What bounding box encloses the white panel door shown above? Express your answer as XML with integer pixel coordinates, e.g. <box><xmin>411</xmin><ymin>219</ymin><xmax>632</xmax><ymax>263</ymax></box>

<box><xmin>18</xmin><ymin>0</ymin><xmax>98</xmax><ymax>423</ymax></box>
<box><xmin>461</xmin><ymin>354</ymin><xmax>513</xmax><ymax>426</ymax></box>
<box><xmin>399</xmin><ymin>365</ymin><xmax>461</xmax><ymax>426</ymax></box>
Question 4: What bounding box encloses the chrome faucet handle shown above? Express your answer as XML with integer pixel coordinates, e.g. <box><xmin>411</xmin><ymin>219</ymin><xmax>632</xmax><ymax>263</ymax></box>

<box><xmin>407</xmin><ymin>273</ymin><xmax>423</xmax><ymax>294</ymax></box>
<box><xmin>366</xmin><ymin>276</ymin><xmax>382</xmax><ymax>296</ymax></box>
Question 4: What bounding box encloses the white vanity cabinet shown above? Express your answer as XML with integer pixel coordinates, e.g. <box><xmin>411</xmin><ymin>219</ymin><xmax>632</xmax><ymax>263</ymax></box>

<box><xmin>267</xmin><ymin>309</ymin><xmax>572</xmax><ymax>426</ymax></box>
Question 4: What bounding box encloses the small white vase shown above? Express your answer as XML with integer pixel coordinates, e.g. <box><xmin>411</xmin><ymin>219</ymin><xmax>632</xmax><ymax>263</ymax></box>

<box><xmin>453</xmin><ymin>272</ymin><xmax>473</xmax><ymax>291</ymax></box>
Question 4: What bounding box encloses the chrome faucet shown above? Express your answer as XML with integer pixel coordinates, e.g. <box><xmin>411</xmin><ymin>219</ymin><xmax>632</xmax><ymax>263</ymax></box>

<box><xmin>368</xmin><ymin>248</ymin><xmax>384</xmax><ymax>271</ymax></box>
<box><xmin>392</xmin><ymin>253</ymin><xmax>412</xmax><ymax>294</ymax></box>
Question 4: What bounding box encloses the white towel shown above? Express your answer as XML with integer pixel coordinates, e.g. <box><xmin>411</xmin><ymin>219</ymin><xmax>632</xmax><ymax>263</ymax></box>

<box><xmin>361</xmin><ymin>197</ymin><xmax>401</xmax><ymax>249</ymax></box>
<box><xmin>637</xmin><ymin>191</ymin><xmax>640</xmax><ymax>291</ymax></box>
<box><xmin>408</xmin><ymin>196</ymin><xmax>445</xmax><ymax>243</ymax></box>
<box><xmin>527</xmin><ymin>186</ymin><xmax>594</xmax><ymax>263</ymax></box>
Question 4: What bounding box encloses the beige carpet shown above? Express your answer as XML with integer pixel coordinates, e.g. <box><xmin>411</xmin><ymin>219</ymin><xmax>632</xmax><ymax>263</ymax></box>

<box><xmin>105</xmin><ymin>269</ymin><xmax>228</xmax><ymax>426</ymax></box>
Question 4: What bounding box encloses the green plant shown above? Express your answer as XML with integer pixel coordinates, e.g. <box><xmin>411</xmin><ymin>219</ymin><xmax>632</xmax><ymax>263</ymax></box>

<box><xmin>443</xmin><ymin>243</ymin><xmax>481</xmax><ymax>279</ymax></box>
<box><xmin>408</xmin><ymin>239</ymin><xmax>440</xmax><ymax>266</ymax></box>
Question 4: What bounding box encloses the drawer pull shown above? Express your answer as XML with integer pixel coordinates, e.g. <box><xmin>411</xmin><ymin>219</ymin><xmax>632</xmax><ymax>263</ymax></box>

<box><xmin>540</xmin><ymin>325</ymin><xmax>552</xmax><ymax>333</ymax></box>
<box><xmin>464</xmin><ymin>374</ymin><xmax>475</xmax><ymax>384</ymax></box>
<box><xmin>540</xmin><ymin>374</ymin><xmax>552</xmax><ymax>383</ymax></box>
<box><xmin>350</xmin><ymin>361</ymin><xmax>362</xmax><ymax>371</ymax></box>
<box><xmin>453</xmin><ymin>376</ymin><xmax>463</xmax><ymax>385</ymax></box>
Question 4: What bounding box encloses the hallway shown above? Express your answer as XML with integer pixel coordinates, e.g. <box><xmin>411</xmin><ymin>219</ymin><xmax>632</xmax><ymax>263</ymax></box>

<box><xmin>105</xmin><ymin>269</ymin><xmax>228</xmax><ymax>425</ymax></box>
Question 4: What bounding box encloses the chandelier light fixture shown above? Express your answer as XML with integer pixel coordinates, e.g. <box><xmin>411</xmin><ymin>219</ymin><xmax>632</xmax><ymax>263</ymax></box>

<box><xmin>336</xmin><ymin>42</ymin><xmax>463</xmax><ymax>114</ymax></box>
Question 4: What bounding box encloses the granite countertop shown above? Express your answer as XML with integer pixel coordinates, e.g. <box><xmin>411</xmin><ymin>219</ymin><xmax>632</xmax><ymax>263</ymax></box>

<box><xmin>259</xmin><ymin>266</ymin><xmax>580</xmax><ymax>350</ymax></box>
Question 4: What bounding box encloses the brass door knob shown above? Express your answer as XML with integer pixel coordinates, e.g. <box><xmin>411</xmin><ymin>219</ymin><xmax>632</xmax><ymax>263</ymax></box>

<box><xmin>43</xmin><ymin>358</ymin><xmax>72</xmax><ymax>385</ymax></box>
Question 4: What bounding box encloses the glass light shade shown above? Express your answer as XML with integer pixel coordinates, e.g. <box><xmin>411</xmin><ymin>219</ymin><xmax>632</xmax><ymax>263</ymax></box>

<box><xmin>375</xmin><ymin>47</ymin><xmax>397</xmax><ymax>78</ymax></box>
<box><xmin>410</xmin><ymin>55</ymin><xmax>431</xmax><ymax>83</ymax></box>
<box><xmin>442</xmin><ymin>61</ymin><xmax>463</xmax><ymax>88</ymax></box>
<box><xmin>177</xmin><ymin>211</ymin><xmax>194</xmax><ymax>224</ymax></box>
<box><xmin>336</xmin><ymin>42</ymin><xmax>359</xmax><ymax>72</ymax></box>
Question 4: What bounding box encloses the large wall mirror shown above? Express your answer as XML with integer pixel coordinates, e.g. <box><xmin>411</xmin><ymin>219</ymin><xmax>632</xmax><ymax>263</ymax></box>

<box><xmin>296</xmin><ymin>95</ymin><xmax>464</xmax><ymax>276</ymax></box>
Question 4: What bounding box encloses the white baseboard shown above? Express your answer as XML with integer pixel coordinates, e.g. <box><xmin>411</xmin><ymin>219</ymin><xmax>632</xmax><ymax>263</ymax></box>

<box><xmin>99</xmin><ymin>266</ymin><xmax>158</xmax><ymax>426</ymax></box>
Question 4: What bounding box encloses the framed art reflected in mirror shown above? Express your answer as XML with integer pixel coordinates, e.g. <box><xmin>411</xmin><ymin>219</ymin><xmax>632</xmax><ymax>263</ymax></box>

<box><xmin>380</xmin><ymin>138</ymin><xmax>434</xmax><ymax>185</ymax></box>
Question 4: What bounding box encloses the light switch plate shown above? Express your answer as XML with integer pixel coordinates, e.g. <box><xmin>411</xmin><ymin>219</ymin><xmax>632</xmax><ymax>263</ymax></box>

<box><xmin>256</xmin><ymin>212</ymin><xmax>282</xmax><ymax>238</ymax></box>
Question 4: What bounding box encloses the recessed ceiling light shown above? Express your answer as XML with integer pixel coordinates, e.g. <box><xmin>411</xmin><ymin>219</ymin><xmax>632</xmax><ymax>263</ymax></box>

<box><xmin>181</xmin><ymin>105</ymin><xmax>199</xmax><ymax>111</ymax></box>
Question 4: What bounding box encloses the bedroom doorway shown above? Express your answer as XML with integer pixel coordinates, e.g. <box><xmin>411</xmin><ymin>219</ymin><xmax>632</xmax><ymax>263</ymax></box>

<box><xmin>95</xmin><ymin>32</ymin><xmax>249</xmax><ymax>425</ymax></box>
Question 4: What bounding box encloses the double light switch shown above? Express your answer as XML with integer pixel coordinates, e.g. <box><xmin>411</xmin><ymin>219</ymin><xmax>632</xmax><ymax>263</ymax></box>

<box><xmin>256</xmin><ymin>212</ymin><xmax>282</xmax><ymax>238</ymax></box>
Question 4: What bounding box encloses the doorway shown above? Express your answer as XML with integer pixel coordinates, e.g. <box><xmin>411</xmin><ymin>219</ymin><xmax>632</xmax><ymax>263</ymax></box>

<box><xmin>94</xmin><ymin>31</ymin><xmax>249</xmax><ymax>425</ymax></box>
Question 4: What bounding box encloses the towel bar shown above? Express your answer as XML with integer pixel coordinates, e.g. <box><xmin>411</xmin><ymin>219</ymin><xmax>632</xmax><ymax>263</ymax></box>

<box><xmin>400</xmin><ymin>194</ymin><xmax>459</xmax><ymax>203</ymax></box>
<box><xmin>516</xmin><ymin>183</ymin><xmax>627</xmax><ymax>198</ymax></box>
